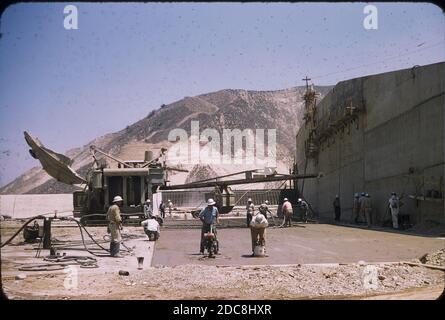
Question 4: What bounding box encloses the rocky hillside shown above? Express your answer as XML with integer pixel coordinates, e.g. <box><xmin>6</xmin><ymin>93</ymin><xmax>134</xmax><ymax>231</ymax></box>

<box><xmin>0</xmin><ymin>86</ymin><xmax>332</xmax><ymax>194</ymax></box>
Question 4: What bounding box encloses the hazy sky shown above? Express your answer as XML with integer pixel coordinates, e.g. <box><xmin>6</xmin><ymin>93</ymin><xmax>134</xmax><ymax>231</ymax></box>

<box><xmin>0</xmin><ymin>2</ymin><xmax>444</xmax><ymax>186</ymax></box>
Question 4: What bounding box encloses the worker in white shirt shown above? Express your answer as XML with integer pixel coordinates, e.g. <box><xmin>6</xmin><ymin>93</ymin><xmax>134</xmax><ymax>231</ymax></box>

<box><xmin>141</xmin><ymin>216</ymin><xmax>160</xmax><ymax>241</ymax></box>
<box><xmin>250</xmin><ymin>204</ymin><xmax>269</xmax><ymax>256</ymax></box>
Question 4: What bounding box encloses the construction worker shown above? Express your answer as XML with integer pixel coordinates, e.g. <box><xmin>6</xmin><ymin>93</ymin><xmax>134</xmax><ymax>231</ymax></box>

<box><xmin>143</xmin><ymin>199</ymin><xmax>153</xmax><ymax>219</ymax></box>
<box><xmin>246</xmin><ymin>198</ymin><xmax>255</xmax><ymax>228</ymax></box>
<box><xmin>362</xmin><ymin>193</ymin><xmax>372</xmax><ymax>227</ymax></box>
<box><xmin>333</xmin><ymin>195</ymin><xmax>341</xmax><ymax>222</ymax></box>
<box><xmin>159</xmin><ymin>201</ymin><xmax>166</xmax><ymax>219</ymax></box>
<box><xmin>141</xmin><ymin>215</ymin><xmax>160</xmax><ymax>241</ymax></box>
<box><xmin>263</xmin><ymin>200</ymin><xmax>277</xmax><ymax>225</ymax></box>
<box><xmin>262</xmin><ymin>200</ymin><xmax>269</xmax><ymax>219</ymax></box>
<box><xmin>358</xmin><ymin>192</ymin><xmax>366</xmax><ymax>221</ymax></box>
<box><xmin>250</xmin><ymin>204</ymin><xmax>269</xmax><ymax>256</ymax></box>
<box><xmin>297</xmin><ymin>198</ymin><xmax>308</xmax><ymax>223</ymax></box>
<box><xmin>281</xmin><ymin>198</ymin><xmax>293</xmax><ymax>227</ymax></box>
<box><xmin>167</xmin><ymin>199</ymin><xmax>173</xmax><ymax>217</ymax></box>
<box><xmin>199</xmin><ymin>198</ymin><xmax>220</xmax><ymax>254</ymax></box>
<box><xmin>352</xmin><ymin>193</ymin><xmax>360</xmax><ymax>223</ymax></box>
<box><xmin>258</xmin><ymin>200</ymin><xmax>270</xmax><ymax>219</ymax></box>
<box><xmin>107</xmin><ymin>195</ymin><xmax>123</xmax><ymax>257</ymax></box>
<box><xmin>388</xmin><ymin>192</ymin><xmax>400</xmax><ymax>229</ymax></box>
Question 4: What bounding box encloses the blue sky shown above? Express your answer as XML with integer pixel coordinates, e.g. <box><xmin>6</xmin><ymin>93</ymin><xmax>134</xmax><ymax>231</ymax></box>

<box><xmin>0</xmin><ymin>2</ymin><xmax>444</xmax><ymax>186</ymax></box>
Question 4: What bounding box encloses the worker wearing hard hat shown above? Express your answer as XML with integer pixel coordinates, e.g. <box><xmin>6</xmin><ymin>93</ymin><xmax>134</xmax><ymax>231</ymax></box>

<box><xmin>167</xmin><ymin>199</ymin><xmax>173</xmax><ymax>218</ymax></box>
<box><xmin>362</xmin><ymin>193</ymin><xmax>372</xmax><ymax>228</ymax></box>
<box><xmin>141</xmin><ymin>215</ymin><xmax>160</xmax><ymax>241</ymax></box>
<box><xmin>262</xmin><ymin>200</ymin><xmax>272</xmax><ymax>219</ymax></box>
<box><xmin>246</xmin><ymin>198</ymin><xmax>255</xmax><ymax>228</ymax></box>
<box><xmin>263</xmin><ymin>200</ymin><xmax>276</xmax><ymax>224</ymax></box>
<box><xmin>388</xmin><ymin>192</ymin><xmax>400</xmax><ymax>229</ymax></box>
<box><xmin>249</xmin><ymin>204</ymin><xmax>269</xmax><ymax>256</ymax></box>
<box><xmin>159</xmin><ymin>201</ymin><xmax>166</xmax><ymax>219</ymax></box>
<box><xmin>281</xmin><ymin>198</ymin><xmax>293</xmax><ymax>227</ymax></box>
<box><xmin>297</xmin><ymin>198</ymin><xmax>309</xmax><ymax>223</ymax></box>
<box><xmin>143</xmin><ymin>199</ymin><xmax>153</xmax><ymax>219</ymax></box>
<box><xmin>107</xmin><ymin>195</ymin><xmax>123</xmax><ymax>257</ymax></box>
<box><xmin>198</xmin><ymin>198</ymin><xmax>220</xmax><ymax>254</ymax></box>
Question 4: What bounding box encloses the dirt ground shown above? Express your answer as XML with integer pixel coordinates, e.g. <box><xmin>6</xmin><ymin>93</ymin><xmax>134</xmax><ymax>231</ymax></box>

<box><xmin>1</xmin><ymin>218</ymin><xmax>444</xmax><ymax>300</ymax></box>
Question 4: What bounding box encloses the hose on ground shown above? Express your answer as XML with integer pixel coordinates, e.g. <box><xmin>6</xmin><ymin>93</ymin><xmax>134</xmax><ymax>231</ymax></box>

<box><xmin>66</xmin><ymin>217</ymin><xmax>111</xmax><ymax>256</ymax></box>
<box><xmin>3</xmin><ymin>216</ymin><xmax>108</xmax><ymax>256</ymax></box>
<box><xmin>68</xmin><ymin>217</ymin><xmax>133</xmax><ymax>255</ymax></box>
<box><xmin>2</xmin><ymin>216</ymin><xmax>135</xmax><ymax>262</ymax></box>
<box><xmin>19</xmin><ymin>256</ymin><xmax>99</xmax><ymax>271</ymax></box>
<box><xmin>0</xmin><ymin>215</ymin><xmax>45</xmax><ymax>248</ymax></box>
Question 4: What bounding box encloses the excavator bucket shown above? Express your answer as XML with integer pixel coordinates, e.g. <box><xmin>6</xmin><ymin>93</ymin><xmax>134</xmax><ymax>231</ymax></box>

<box><xmin>24</xmin><ymin>131</ymin><xmax>87</xmax><ymax>185</ymax></box>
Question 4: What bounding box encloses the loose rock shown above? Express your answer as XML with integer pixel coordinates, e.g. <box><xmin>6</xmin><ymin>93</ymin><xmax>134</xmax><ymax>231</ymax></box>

<box><xmin>15</xmin><ymin>274</ymin><xmax>26</xmax><ymax>280</ymax></box>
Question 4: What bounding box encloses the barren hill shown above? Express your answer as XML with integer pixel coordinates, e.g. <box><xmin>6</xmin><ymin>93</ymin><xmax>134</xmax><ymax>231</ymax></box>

<box><xmin>0</xmin><ymin>86</ymin><xmax>332</xmax><ymax>194</ymax></box>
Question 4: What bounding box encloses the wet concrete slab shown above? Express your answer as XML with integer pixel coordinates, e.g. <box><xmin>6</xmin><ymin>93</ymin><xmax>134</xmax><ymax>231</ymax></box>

<box><xmin>152</xmin><ymin>223</ymin><xmax>445</xmax><ymax>266</ymax></box>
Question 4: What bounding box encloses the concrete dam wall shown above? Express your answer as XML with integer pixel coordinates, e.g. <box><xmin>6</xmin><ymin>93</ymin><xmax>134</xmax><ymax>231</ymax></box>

<box><xmin>295</xmin><ymin>62</ymin><xmax>444</xmax><ymax>226</ymax></box>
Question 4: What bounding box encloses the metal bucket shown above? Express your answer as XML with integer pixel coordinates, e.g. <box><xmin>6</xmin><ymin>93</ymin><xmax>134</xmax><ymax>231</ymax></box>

<box><xmin>254</xmin><ymin>245</ymin><xmax>266</xmax><ymax>257</ymax></box>
<box><xmin>137</xmin><ymin>257</ymin><xmax>144</xmax><ymax>270</ymax></box>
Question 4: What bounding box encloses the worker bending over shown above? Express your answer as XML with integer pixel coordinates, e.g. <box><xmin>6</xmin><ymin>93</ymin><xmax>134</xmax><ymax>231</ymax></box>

<box><xmin>250</xmin><ymin>204</ymin><xmax>269</xmax><ymax>256</ymax></box>
<box><xmin>141</xmin><ymin>216</ymin><xmax>160</xmax><ymax>241</ymax></box>
<box><xmin>281</xmin><ymin>198</ymin><xmax>293</xmax><ymax>227</ymax></box>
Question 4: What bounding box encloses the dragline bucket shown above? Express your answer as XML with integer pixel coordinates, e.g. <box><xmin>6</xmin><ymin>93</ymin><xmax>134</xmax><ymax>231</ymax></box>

<box><xmin>24</xmin><ymin>131</ymin><xmax>87</xmax><ymax>185</ymax></box>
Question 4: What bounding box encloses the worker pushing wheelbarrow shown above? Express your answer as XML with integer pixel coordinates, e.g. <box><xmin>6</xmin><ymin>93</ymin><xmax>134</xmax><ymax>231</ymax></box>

<box><xmin>198</xmin><ymin>198</ymin><xmax>220</xmax><ymax>258</ymax></box>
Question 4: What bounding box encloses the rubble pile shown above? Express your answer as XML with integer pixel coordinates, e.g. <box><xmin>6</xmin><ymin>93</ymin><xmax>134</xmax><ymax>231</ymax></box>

<box><xmin>4</xmin><ymin>260</ymin><xmax>443</xmax><ymax>300</ymax></box>
<box><xmin>419</xmin><ymin>249</ymin><xmax>445</xmax><ymax>267</ymax></box>
<box><xmin>116</xmin><ymin>262</ymin><xmax>444</xmax><ymax>299</ymax></box>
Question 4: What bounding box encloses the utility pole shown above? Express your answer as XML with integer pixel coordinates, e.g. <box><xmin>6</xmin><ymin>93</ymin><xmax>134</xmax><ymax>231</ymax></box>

<box><xmin>302</xmin><ymin>76</ymin><xmax>311</xmax><ymax>91</ymax></box>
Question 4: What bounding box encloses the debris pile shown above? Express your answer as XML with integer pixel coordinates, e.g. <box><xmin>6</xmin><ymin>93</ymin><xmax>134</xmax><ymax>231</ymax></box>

<box><xmin>107</xmin><ymin>262</ymin><xmax>444</xmax><ymax>300</ymax></box>
<box><xmin>419</xmin><ymin>249</ymin><xmax>445</xmax><ymax>267</ymax></box>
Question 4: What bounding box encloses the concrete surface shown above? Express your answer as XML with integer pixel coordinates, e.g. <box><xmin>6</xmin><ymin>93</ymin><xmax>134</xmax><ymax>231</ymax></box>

<box><xmin>152</xmin><ymin>223</ymin><xmax>445</xmax><ymax>266</ymax></box>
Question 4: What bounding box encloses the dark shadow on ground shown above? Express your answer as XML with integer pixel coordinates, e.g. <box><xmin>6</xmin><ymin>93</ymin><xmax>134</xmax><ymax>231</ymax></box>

<box><xmin>318</xmin><ymin>220</ymin><xmax>445</xmax><ymax>238</ymax></box>
<box><xmin>274</xmin><ymin>224</ymin><xmax>306</xmax><ymax>229</ymax></box>
<box><xmin>241</xmin><ymin>254</ymin><xmax>269</xmax><ymax>259</ymax></box>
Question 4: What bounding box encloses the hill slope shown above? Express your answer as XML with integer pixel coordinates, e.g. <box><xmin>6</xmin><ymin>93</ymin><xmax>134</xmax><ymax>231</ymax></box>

<box><xmin>0</xmin><ymin>86</ymin><xmax>332</xmax><ymax>194</ymax></box>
